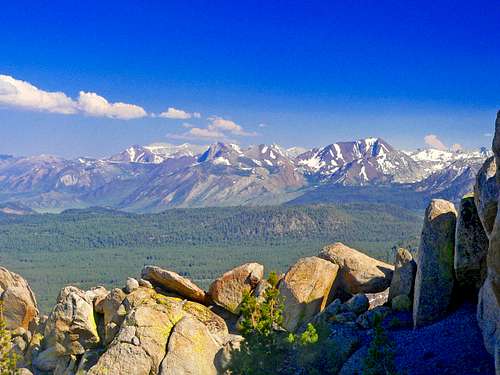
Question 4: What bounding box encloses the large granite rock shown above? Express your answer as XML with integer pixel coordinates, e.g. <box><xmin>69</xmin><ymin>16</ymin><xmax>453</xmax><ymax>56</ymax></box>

<box><xmin>181</xmin><ymin>300</ymin><xmax>228</xmax><ymax>345</ymax></box>
<box><xmin>159</xmin><ymin>316</ymin><xmax>221</xmax><ymax>375</ymax></box>
<box><xmin>319</xmin><ymin>242</ymin><xmax>394</xmax><ymax>294</ymax></box>
<box><xmin>477</xmin><ymin>110</ymin><xmax>500</xmax><ymax>369</ymax></box>
<box><xmin>0</xmin><ymin>267</ymin><xmax>38</xmax><ymax>332</ymax></box>
<box><xmin>413</xmin><ymin>199</ymin><xmax>457</xmax><ymax>328</ymax></box>
<box><xmin>88</xmin><ymin>287</ymin><xmax>228</xmax><ymax>375</ymax></box>
<box><xmin>454</xmin><ymin>194</ymin><xmax>489</xmax><ymax>290</ymax></box>
<box><xmin>388</xmin><ymin>248</ymin><xmax>416</xmax><ymax>302</ymax></box>
<box><xmin>34</xmin><ymin>286</ymin><xmax>100</xmax><ymax>372</ymax></box>
<box><xmin>474</xmin><ymin>156</ymin><xmax>498</xmax><ymax>238</ymax></box>
<box><xmin>88</xmin><ymin>292</ymin><xmax>184</xmax><ymax>375</ymax></box>
<box><xmin>141</xmin><ymin>265</ymin><xmax>206</xmax><ymax>304</ymax></box>
<box><xmin>477</xmin><ymin>277</ymin><xmax>499</xmax><ymax>358</ymax></box>
<box><xmin>95</xmin><ymin>287</ymin><xmax>127</xmax><ymax>345</ymax></box>
<box><xmin>208</xmin><ymin>263</ymin><xmax>264</xmax><ymax>314</ymax></box>
<box><xmin>279</xmin><ymin>256</ymin><xmax>339</xmax><ymax>331</ymax></box>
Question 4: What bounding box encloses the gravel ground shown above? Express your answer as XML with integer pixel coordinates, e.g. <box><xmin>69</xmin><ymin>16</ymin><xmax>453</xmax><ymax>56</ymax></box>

<box><xmin>390</xmin><ymin>302</ymin><xmax>495</xmax><ymax>375</ymax></box>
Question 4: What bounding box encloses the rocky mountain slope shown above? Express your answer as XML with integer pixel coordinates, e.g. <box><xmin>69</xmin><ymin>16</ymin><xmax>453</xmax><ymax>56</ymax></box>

<box><xmin>0</xmin><ymin>139</ymin><xmax>491</xmax><ymax>212</ymax></box>
<box><xmin>297</xmin><ymin>138</ymin><xmax>426</xmax><ymax>184</ymax></box>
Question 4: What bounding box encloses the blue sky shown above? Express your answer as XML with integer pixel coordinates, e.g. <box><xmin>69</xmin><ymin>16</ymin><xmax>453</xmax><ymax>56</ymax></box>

<box><xmin>0</xmin><ymin>1</ymin><xmax>499</xmax><ymax>158</ymax></box>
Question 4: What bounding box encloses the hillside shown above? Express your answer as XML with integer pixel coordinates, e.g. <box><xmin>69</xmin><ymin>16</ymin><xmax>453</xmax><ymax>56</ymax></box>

<box><xmin>0</xmin><ymin>204</ymin><xmax>422</xmax><ymax>311</ymax></box>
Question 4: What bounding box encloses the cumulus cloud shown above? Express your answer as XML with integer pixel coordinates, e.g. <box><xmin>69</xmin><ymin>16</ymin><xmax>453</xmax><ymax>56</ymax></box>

<box><xmin>167</xmin><ymin>127</ymin><xmax>236</xmax><ymax>143</ymax></box>
<box><xmin>159</xmin><ymin>107</ymin><xmax>191</xmax><ymax>119</ymax></box>
<box><xmin>189</xmin><ymin>127</ymin><xmax>226</xmax><ymax>138</ymax></box>
<box><xmin>424</xmin><ymin>134</ymin><xmax>447</xmax><ymax>151</ymax></box>
<box><xmin>159</xmin><ymin>107</ymin><xmax>201</xmax><ymax>120</ymax></box>
<box><xmin>208</xmin><ymin>116</ymin><xmax>257</xmax><ymax>136</ymax></box>
<box><xmin>77</xmin><ymin>91</ymin><xmax>146</xmax><ymax>119</ymax></box>
<box><xmin>0</xmin><ymin>74</ymin><xmax>147</xmax><ymax>119</ymax></box>
<box><xmin>167</xmin><ymin>115</ymin><xmax>258</xmax><ymax>143</ymax></box>
<box><xmin>0</xmin><ymin>74</ymin><xmax>77</xmax><ymax>114</ymax></box>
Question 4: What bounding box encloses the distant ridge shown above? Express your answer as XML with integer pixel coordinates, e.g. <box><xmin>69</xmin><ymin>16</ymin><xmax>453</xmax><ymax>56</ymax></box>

<box><xmin>0</xmin><ymin>138</ymin><xmax>490</xmax><ymax>212</ymax></box>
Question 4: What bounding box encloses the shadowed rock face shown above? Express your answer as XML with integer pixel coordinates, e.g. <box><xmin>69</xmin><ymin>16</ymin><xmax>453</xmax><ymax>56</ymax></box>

<box><xmin>388</xmin><ymin>248</ymin><xmax>416</xmax><ymax>302</ymax></box>
<box><xmin>454</xmin><ymin>195</ymin><xmax>489</xmax><ymax>291</ymax></box>
<box><xmin>319</xmin><ymin>242</ymin><xmax>394</xmax><ymax>295</ymax></box>
<box><xmin>474</xmin><ymin>156</ymin><xmax>498</xmax><ymax>238</ymax></box>
<box><xmin>477</xmin><ymin>111</ymin><xmax>500</xmax><ymax>362</ymax></box>
<box><xmin>413</xmin><ymin>199</ymin><xmax>457</xmax><ymax>328</ymax></box>
<box><xmin>278</xmin><ymin>256</ymin><xmax>339</xmax><ymax>332</ymax></box>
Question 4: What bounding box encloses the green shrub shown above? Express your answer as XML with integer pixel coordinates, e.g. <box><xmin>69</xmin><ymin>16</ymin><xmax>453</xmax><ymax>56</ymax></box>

<box><xmin>0</xmin><ymin>304</ymin><xmax>19</xmax><ymax>375</ymax></box>
<box><xmin>229</xmin><ymin>272</ymin><xmax>320</xmax><ymax>374</ymax></box>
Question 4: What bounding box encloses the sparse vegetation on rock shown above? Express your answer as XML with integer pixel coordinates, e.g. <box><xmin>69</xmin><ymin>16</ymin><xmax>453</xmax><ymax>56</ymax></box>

<box><xmin>0</xmin><ymin>304</ymin><xmax>19</xmax><ymax>375</ymax></box>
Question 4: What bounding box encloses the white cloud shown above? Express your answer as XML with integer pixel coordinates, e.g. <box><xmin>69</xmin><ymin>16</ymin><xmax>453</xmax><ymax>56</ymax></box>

<box><xmin>208</xmin><ymin>116</ymin><xmax>257</xmax><ymax>136</ymax></box>
<box><xmin>450</xmin><ymin>143</ymin><xmax>463</xmax><ymax>152</ymax></box>
<box><xmin>159</xmin><ymin>107</ymin><xmax>201</xmax><ymax>120</ymax></box>
<box><xmin>0</xmin><ymin>74</ymin><xmax>77</xmax><ymax>114</ymax></box>
<box><xmin>167</xmin><ymin>127</ymin><xmax>236</xmax><ymax>143</ymax></box>
<box><xmin>77</xmin><ymin>91</ymin><xmax>146</xmax><ymax>119</ymax></box>
<box><xmin>484</xmin><ymin>133</ymin><xmax>493</xmax><ymax>137</ymax></box>
<box><xmin>424</xmin><ymin>134</ymin><xmax>447</xmax><ymax>151</ymax></box>
<box><xmin>0</xmin><ymin>74</ymin><xmax>147</xmax><ymax>120</ymax></box>
<box><xmin>258</xmin><ymin>123</ymin><xmax>267</xmax><ymax>128</ymax></box>
<box><xmin>189</xmin><ymin>127</ymin><xmax>226</xmax><ymax>138</ymax></box>
<box><xmin>169</xmin><ymin>115</ymin><xmax>257</xmax><ymax>143</ymax></box>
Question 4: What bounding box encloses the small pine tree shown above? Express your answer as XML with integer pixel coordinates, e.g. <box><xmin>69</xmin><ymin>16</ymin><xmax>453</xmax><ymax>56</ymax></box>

<box><xmin>0</xmin><ymin>303</ymin><xmax>19</xmax><ymax>375</ymax></box>
<box><xmin>229</xmin><ymin>272</ymin><xmax>289</xmax><ymax>374</ymax></box>
<box><xmin>229</xmin><ymin>272</ymin><xmax>320</xmax><ymax>374</ymax></box>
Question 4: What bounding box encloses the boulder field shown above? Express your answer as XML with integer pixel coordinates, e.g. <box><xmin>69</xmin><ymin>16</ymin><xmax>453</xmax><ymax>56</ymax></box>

<box><xmin>1</xmin><ymin>113</ymin><xmax>499</xmax><ymax>373</ymax></box>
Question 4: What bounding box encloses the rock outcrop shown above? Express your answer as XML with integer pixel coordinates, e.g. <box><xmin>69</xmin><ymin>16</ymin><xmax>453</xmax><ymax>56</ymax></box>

<box><xmin>474</xmin><ymin>156</ymin><xmax>498</xmax><ymax>238</ymax></box>
<box><xmin>279</xmin><ymin>256</ymin><xmax>339</xmax><ymax>331</ymax></box>
<box><xmin>343</xmin><ymin>293</ymin><xmax>369</xmax><ymax>315</ymax></box>
<box><xmin>96</xmin><ymin>287</ymin><xmax>127</xmax><ymax>345</ymax></box>
<box><xmin>388</xmin><ymin>248</ymin><xmax>416</xmax><ymax>302</ymax></box>
<box><xmin>141</xmin><ymin>265</ymin><xmax>207</xmax><ymax>304</ymax></box>
<box><xmin>86</xmin><ymin>286</ymin><xmax>227</xmax><ymax>375</ymax></box>
<box><xmin>454</xmin><ymin>194</ymin><xmax>489</xmax><ymax>290</ymax></box>
<box><xmin>413</xmin><ymin>199</ymin><xmax>457</xmax><ymax>327</ymax></box>
<box><xmin>208</xmin><ymin>263</ymin><xmax>264</xmax><ymax>314</ymax></box>
<box><xmin>160</xmin><ymin>315</ymin><xmax>221</xmax><ymax>375</ymax></box>
<box><xmin>0</xmin><ymin>267</ymin><xmax>38</xmax><ymax>332</ymax></box>
<box><xmin>34</xmin><ymin>286</ymin><xmax>100</xmax><ymax>372</ymax></box>
<box><xmin>89</xmin><ymin>289</ymin><xmax>184</xmax><ymax>375</ymax></box>
<box><xmin>477</xmin><ymin>111</ymin><xmax>500</xmax><ymax>367</ymax></box>
<box><xmin>319</xmin><ymin>242</ymin><xmax>394</xmax><ymax>294</ymax></box>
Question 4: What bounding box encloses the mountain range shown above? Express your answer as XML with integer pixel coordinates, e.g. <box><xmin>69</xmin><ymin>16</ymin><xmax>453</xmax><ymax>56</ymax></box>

<box><xmin>0</xmin><ymin>138</ymin><xmax>491</xmax><ymax>212</ymax></box>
